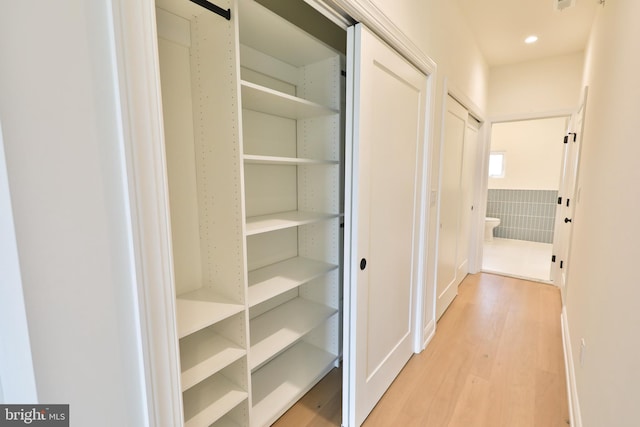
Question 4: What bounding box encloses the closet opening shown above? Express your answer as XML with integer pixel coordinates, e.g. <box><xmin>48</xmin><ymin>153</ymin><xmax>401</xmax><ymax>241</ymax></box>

<box><xmin>154</xmin><ymin>0</ymin><xmax>347</xmax><ymax>425</ymax></box>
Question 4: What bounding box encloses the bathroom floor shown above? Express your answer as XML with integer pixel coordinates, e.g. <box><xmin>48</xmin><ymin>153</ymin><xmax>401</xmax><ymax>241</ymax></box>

<box><xmin>482</xmin><ymin>238</ymin><xmax>553</xmax><ymax>283</ymax></box>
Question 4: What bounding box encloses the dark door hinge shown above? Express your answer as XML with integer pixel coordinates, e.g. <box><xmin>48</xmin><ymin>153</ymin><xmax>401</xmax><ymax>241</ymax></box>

<box><xmin>564</xmin><ymin>135</ymin><xmax>569</xmax><ymax>144</ymax></box>
<box><xmin>560</xmin><ymin>260</ymin><xmax>564</xmax><ymax>269</ymax></box>
<box><xmin>558</xmin><ymin>197</ymin><xmax>562</xmax><ymax>205</ymax></box>
<box><xmin>552</xmin><ymin>255</ymin><xmax>556</xmax><ymax>263</ymax></box>
<box><xmin>566</xmin><ymin>198</ymin><xmax>570</xmax><ymax>207</ymax></box>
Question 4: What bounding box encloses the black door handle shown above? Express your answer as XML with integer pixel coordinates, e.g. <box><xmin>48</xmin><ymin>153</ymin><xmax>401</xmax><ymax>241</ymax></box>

<box><xmin>360</xmin><ymin>258</ymin><xmax>367</xmax><ymax>270</ymax></box>
<box><xmin>565</xmin><ymin>217</ymin><xmax>572</xmax><ymax>223</ymax></box>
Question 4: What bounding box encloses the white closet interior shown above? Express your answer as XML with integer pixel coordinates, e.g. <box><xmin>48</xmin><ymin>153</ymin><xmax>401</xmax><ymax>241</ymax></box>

<box><xmin>155</xmin><ymin>0</ymin><xmax>345</xmax><ymax>425</ymax></box>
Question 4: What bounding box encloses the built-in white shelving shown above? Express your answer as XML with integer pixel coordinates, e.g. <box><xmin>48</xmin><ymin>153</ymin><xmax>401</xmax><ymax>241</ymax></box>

<box><xmin>180</xmin><ymin>330</ymin><xmax>246</xmax><ymax>391</ymax></box>
<box><xmin>176</xmin><ymin>289</ymin><xmax>245</xmax><ymax>339</ymax></box>
<box><xmin>243</xmin><ymin>155</ymin><xmax>338</xmax><ymax>166</ymax></box>
<box><xmin>157</xmin><ymin>2</ymin><xmax>252</xmax><ymax>423</ymax></box>
<box><xmin>245</xmin><ymin>211</ymin><xmax>337</xmax><ymax>236</ymax></box>
<box><xmin>183</xmin><ymin>373</ymin><xmax>248</xmax><ymax>427</ymax></box>
<box><xmin>249</xmin><ymin>298</ymin><xmax>337</xmax><ymax>371</ymax></box>
<box><xmin>248</xmin><ymin>257</ymin><xmax>338</xmax><ymax>307</ymax></box>
<box><xmin>241</xmin><ymin>81</ymin><xmax>337</xmax><ymax>119</ymax></box>
<box><xmin>240</xmin><ymin>1</ymin><xmax>343</xmax><ymax>423</ymax></box>
<box><xmin>251</xmin><ymin>341</ymin><xmax>337</xmax><ymax>427</ymax></box>
<box><xmin>158</xmin><ymin>0</ymin><xmax>343</xmax><ymax>424</ymax></box>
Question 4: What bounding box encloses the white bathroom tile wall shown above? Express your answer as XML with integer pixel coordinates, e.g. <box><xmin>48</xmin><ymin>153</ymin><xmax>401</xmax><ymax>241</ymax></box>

<box><xmin>486</xmin><ymin>189</ymin><xmax>558</xmax><ymax>243</ymax></box>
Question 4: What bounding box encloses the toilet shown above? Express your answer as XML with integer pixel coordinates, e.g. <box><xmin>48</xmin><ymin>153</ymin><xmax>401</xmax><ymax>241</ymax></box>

<box><xmin>485</xmin><ymin>217</ymin><xmax>501</xmax><ymax>241</ymax></box>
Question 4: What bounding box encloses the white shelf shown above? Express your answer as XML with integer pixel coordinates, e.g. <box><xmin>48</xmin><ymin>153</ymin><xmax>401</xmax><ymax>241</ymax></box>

<box><xmin>251</xmin><ymin>342</ymin><xmax>337</xmax><ymax>427</ymax></box>
<box><xmin>241</xmin><ymin>81</ymin><xmax>337</xmax><ymax>119</ymax></box>
<box><xmin>180</xmin><ymin>330</ymin><xmax>246</xmax><ymax>391</ymax></box>
<box><xmin>183</xmin><ymin>373</ymin><xmax>248</xmax><ymax>427</ymax></box>
<box><xmin>248</xmin><ymin>257</ymin><xmax>338</xmax><ymax>307</ymax></box>
<box><xmin>212</xmin><ymin>416</ymin><xmax>241</xmax><ymax>427</ymax></box>
<box><xmin>249</xmin><ymin>298</ymin><xmax>337</xmax><ymax>371</ymax></box>
<box><xmin>245</xmin><ymin>210</ymin><xmax>337</xmax><ymax>236</ymax></box>
<box><xmin>244</xmin><ymin>154</ymin><xmax>338</xmax><ymax>166</ymax></box>
<box><xmin>176</xmin><ymin>289</ymin><xmax>245</xmax><ymax>339</ymax></box>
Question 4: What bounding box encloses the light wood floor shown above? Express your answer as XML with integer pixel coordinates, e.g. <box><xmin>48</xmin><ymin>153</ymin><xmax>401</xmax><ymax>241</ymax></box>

<box><xmin>273</xmin><ymin>273</ymin><xmax>569</xmax><ymax>426</ymax></box>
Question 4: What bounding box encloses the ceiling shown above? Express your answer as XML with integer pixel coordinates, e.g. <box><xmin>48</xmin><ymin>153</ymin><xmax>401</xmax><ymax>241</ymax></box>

<box><xmin>456</xmin><ymin>0</ymin><xmax>599</xmax><ymax>66</ymax></box>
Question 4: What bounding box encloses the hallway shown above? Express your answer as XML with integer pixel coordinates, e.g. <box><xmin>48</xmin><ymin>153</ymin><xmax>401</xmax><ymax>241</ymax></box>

<box><xmin>275</xmin><ymin>273</ymin><xmax>568</xmax><ymax>426</ymax></box>
<box><xmin>365</xmin><ymin>273</ymin><xmax>568</xmax><ymax>426</ymax></box>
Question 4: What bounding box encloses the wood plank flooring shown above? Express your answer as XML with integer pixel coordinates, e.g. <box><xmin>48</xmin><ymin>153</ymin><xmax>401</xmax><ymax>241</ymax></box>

<box><xmin>272</xmin><ymin>273</ymin><xmax>569</xmax><ymax>426</ymax></box>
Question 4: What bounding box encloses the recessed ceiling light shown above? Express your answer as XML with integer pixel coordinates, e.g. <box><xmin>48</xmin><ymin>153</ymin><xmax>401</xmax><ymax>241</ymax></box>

<box><xmin>525</xmin><ymin>35</ymin><xmax>539</xmax><ymax>44</ymax></box>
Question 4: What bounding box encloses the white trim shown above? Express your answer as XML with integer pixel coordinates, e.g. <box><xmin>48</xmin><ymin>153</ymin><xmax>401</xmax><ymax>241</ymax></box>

<box><xmin>447</xmin><ymin>83</ymin><xmax>485</xmax><ymax>124</ymax></box>
<box><xmin>421</xmin><ymin>52</ymin><xmax>438</xmax><ymax>349</ymax></box>
<box><xmin>302</xmin><ymin>0</ymin><xmax>352</xmax><ymax>29</ymax></box>
<box><xmin>561</xmin><ymin>307</ymin><xmax>582</xmax><ymax>427</ymax></box>
<box><xmin>110</xmin><ymin>0</ymin><xmax>183</xmax><ymax>425</ymax></box>
<box><xmin>322</xmin><ymin>0</ymin><xmax>437</xmax><ymax>75</ymax></box>
<box><xmin>413</xmin><ymin>60</ymin><xmax>437</xmax><ymax>352</ymax></box>
<box><xmin>432</xmin><ymin>80</ymin><xmax>448</xmax><ymax>320</ymax></box>
<box><xmin>342</xmin><ymin>26</ymin><xmax>357</xmax><ymax>427</ymax></box>
<box><xmin>489</xmin><ymin>108</ymin><xmax>576</xmax><ymax>124</ymax></box>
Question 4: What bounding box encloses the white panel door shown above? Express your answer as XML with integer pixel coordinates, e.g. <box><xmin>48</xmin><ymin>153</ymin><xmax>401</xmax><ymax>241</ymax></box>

<box><xmin>456</xmin><ymin>119</ymin><xmax>479</xmax><ymax>280</ymax></box>
<box><xmin>344</xmin><ymin>24</ymin><xmax>427</xmax><ymax>426</ymax></box>
<box><xmin>436</xmin><ymin>95</ymin><xmax>468</xmax><ymax>320</ymax></box>
<box><xmin>556</xmin><ymin>88</ymin><xmax>588</xmax><ymax>303</ymax></box>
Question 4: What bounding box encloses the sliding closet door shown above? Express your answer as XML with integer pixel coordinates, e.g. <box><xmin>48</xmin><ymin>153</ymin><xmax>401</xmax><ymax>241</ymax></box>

<box><xmin>436</xmin><ymin>95</ymin><xmax>468</xmax><ymax>320</ymax></box>
<box><xmin>345</xmin><ymin>23</ymin><xmax>427</xmax><ymax>426</ymax></box>
<box><xmin>456</xmin><ymin>118</ymin><xmax>479</xmax><ymax>280</ymax></box>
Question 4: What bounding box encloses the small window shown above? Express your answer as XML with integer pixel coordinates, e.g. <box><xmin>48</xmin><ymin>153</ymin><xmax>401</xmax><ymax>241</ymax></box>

<box><xmin>489</xmin><ymin>152</ymin><xmax>505</xmax><ymax>178</ymax></box>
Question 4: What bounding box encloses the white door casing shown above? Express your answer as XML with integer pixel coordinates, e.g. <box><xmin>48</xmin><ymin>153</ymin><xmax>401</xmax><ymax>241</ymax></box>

<box><xmin>345</xmin><ymin>23</ymin><xmax>428</xmax><ymax>426</ymax></box>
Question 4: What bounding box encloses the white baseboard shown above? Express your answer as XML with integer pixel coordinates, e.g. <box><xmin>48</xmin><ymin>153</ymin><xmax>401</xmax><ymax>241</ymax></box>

<box><xmin>561</xmin><ymin>306</ymin><xmax>582</xmax><ymax>427</ymax></box>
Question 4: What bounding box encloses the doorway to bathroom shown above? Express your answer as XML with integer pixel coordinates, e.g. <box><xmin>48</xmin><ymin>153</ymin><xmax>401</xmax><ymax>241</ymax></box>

<box><xmin>482</xmin><ymin>116</ymin><xmax>569</xmax><ymax>283</ymax></box>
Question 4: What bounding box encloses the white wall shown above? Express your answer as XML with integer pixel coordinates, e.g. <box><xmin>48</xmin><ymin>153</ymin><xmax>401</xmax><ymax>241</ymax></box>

<box><xmin>489</xmin><ymin>52</ymin><xmax>584</xmax><ymax>117</ymax></box>
<box><xmin>0</xmin><ymin>1</ymin><xmax>147</xmax><ymax>425</ymax></box>
<box><xmin>564</xmin><ymin>1</ymin><xmax>640</xmax><ymax>425</ymax></box>
<box><xmin>371</xmin><ymin>0</ymin><xmax>488</xmax><ymax>111</ymax></box>
<box><xmin>489</xmin><ymin>117</ymin><xmax>567</xmax><ymax>190</ymax></box>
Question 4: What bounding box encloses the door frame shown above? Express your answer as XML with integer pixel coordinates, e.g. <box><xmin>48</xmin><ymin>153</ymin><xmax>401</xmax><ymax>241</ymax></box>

<box><xmin>108</xmin><ymin>0</ymin><xmax>437</xmax><ymax>425</ymax></box>
<box><xmin>477</xmin><ymin>108</ymin><xmax>578</xmax><ymax>281</ymax></box>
